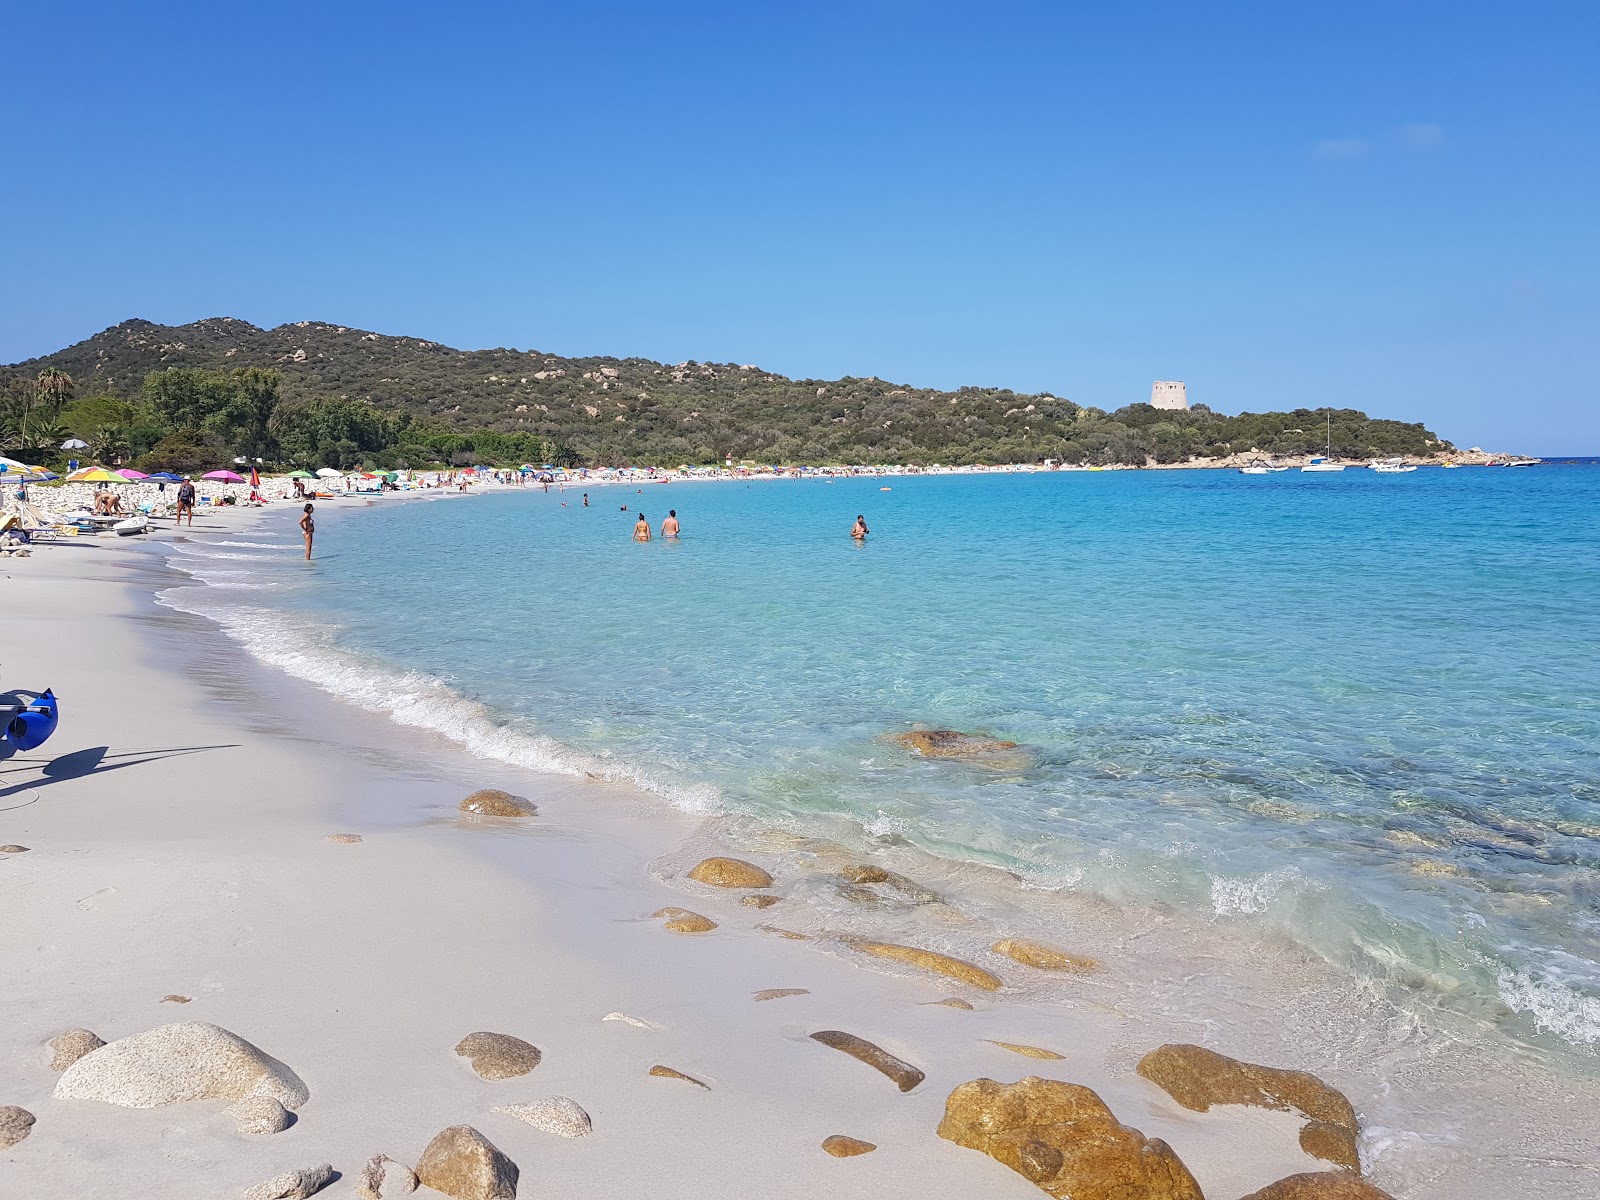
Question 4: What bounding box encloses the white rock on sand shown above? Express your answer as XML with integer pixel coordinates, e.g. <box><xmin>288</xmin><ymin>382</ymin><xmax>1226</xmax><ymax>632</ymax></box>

<box><xmin>492</xmin><ymin>1096</ymin><xmax>592</xmax><ymax>1137</ymax></box>
<box><xmin>242</xmin><ymin>1162</ymin><xmax>335</xmax><ymax>1200</ymax></box>
<box><xmin>228</xmin><ymin>1095</ymin><xmax>292</xmax><ymax>1135</ymax></box>
<box><xmin>53</xmin><ymin>1022</ymin><xmax>309</xmax><ymax>1110</ymax></box>
<box><xmin>357</xmin><ymin>1154</ymin><xmax>419</xmax><ymax>1198</ymax></box>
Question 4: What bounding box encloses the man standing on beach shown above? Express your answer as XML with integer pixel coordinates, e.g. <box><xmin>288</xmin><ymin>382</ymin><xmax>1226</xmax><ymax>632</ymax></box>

<box><xmin>661</xmin><ymin>510</ymin><xmax>680</xmax><ymax>539</ymax></box>
<box><xmin>633</xmin><ymin>513</ymin><xmax>651</xmax><ymax>541</ymax></box>
<box><xmin>175</xmin><ymin>477</ymin><xmax>196</xmax><ymax>525</ymax></box>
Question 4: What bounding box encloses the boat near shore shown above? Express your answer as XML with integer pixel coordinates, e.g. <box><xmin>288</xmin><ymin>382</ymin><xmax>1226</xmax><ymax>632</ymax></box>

<box><xmin>1370</xmin><ymin>458</ymin><xmax>1418</xmax><ymax>473</ymax></box>
<box><xmin>1301</xmin><ymin>456</ymin><xmax>1346</xmax><ymax>472</ymax></box>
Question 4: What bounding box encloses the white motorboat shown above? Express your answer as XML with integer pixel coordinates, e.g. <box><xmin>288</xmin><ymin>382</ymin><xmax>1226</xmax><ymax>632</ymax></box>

<box><xmin>113</xmin><ymin>515</ymin><xmax>151</xmax><ymax>536</ymax></box>
<box><xmin>1370</xmin><ymin>458</ymin><xmax>1417</xmax><ymax>473</ymax></box>
<box><xmin>1302</xmin><ymin>457</ymin><xmax>1346</xmax><ymax>472</ymax></box>
<box><xmin>1240</xmin><ymin>459</ymin><xmax>1290</xmax><ymax>474</ymax></box>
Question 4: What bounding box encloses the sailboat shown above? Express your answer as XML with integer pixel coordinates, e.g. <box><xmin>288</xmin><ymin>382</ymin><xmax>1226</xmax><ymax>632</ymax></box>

<box><xmin>1302</xmin><ymin>410</ymin><xmax>1346</xmax><ymax>472</ymax></box>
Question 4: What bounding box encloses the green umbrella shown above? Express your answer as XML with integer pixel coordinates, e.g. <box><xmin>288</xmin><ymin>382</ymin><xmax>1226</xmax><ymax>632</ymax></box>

<box><xmin>287</xmin><ymin>470</ymin><xmax>315</xmax><ymax>478</ymax></box>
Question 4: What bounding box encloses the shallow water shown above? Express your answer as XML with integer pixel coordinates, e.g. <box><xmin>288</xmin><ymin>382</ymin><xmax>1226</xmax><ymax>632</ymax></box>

<box><xmin>157</xmin><ymin>467</ymin><xmax>1600</xmax><ymax>1063</ymax></box>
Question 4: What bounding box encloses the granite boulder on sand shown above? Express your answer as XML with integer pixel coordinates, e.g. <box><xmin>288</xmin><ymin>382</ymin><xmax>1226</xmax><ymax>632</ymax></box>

<box><xmin>415</xmin><ymin>1125</ymin><xmax>519</xmax><ymax>1200</ymax></box>
<box><xmin>454</xmin><ymin>1032</ymin><xmax>542</xmax><ymax>1080</ymax></box>
<box><xmin>687</xmin><ymin>856</ymin><xmax>773</xmax><ymax>887</ymax></box>
<box><xmin>847</xmin><ymin>939</ymin><xmax>1002</xmax><ymax>991</ymax></box>
<box><xmin>1137</xmin><ymin>1043</ymin><xmax>1361</xmax><ymax>1171</ymax></box>
<box><xmin>357</xmin><ymin>1154</ymin><xmax>419</xmax><ymax>1198</ymax></box>
<box><xmin>458</xmin><ymin>790</ymin><xmax>537</xmax><ymax>817</ymax></box>
<box><xmin>229</xmin><ymin>1095</ymin><xmax>292</xmax><ymax>1135</ymax></box>
<box><xmin>810</xmin><ymin>1030</ymin><xmax>925</xmax><ymax>1092</ymax></box>
<box><xmin>1241</xmin><ymin>1174</ymin><xmax>1397</xmax><ymax>1200</ymax></box>
<box><xmin>53</xmin><ymin>1022</ymin><xmax>309</xmax><ymax>1110</ymax></box>
<box><xmin>492</xmin><ymin>1097</ymin><xmax>592</xmax><ymax>1137</ymax></box>
<box><xmin>937</xmin><ymin>1075</ymin><xmax>1203</xmax><ymax>1200</ymax></box>
<box><xmin>652</xmin><ymin>906</ymin><xmax>717</xmax><ymax>933</ymax></box>
<box><xmin>821</xmin><ymin>1135</ymin><xmax>876</xmax><ymax>1157</ymax></box>
<box><xmin>46</xmin><ymin>1027</ymin><xmax>105</xmax><ymax>1071</ymax></box>
<box><xmin>242</xmin><ymin>1163</ymin><xmax>335</xmax><ymax>1200</ymax></box>
<box><xmin>0</xmin><ymin>1106</ymin><xmax>35</xmax><ymax>1149</ymax></box>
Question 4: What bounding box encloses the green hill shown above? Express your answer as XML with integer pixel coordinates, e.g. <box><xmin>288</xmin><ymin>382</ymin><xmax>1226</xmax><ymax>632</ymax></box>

<box><xmin>2</xmin><ymin>317</ymin><xmax>1452</xmax><ymax>469</ymax></box>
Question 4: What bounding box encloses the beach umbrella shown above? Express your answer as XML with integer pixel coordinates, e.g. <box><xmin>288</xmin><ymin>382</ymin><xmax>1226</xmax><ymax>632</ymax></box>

<box><xmin>287</xmin><ymin>470</ymin><xmax>315</xmax><ymax>479</ymax></box>
<box><xmin>60</xmin><ymin>438</ymin><xmax>89</xmax><ymax>450</ymax></box>
<box><xmin>117</xmin><ymin>469</ymin><xmax>149</xmax><ymax>480</ymax></box>
<box><xmin>147</xmin><ymin>472</ymin><xmax>183</xmax><ymax>482</ymax></box>
<box><xmin>67</xmin><ymin>467</ymin><xmax>130</xmax><ymax>484</ymax></box>
<box><xmin>203</xmin><ymin>470</ymin><xmax>246</xmax><ymax>483</ymax></box>
<box><xmin>315</xmin><ymin>467</ymin><xmax>342</xmax><ymax>479</ymax></box>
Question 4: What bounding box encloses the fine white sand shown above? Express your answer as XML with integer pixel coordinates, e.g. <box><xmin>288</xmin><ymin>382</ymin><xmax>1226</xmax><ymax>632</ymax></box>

<box><xmin>0</xmin><ymin>508</ymin><xmax>1588</xmax><ymax>1199</ymax></box>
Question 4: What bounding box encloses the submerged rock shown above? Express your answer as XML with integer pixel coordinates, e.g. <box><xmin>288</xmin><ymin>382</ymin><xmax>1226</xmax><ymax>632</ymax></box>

<box><xmin>848</xmin><ymin>940</ymin><xmax>1003</xmax><ymax>991</ymax></box>
<box><xmin>653</xmin><ymin>907</ymin><xmax>717</xmax><ymax>933</ymax></box>
<box><xmin>810</xmin><ymin>1030</ymin><xmax>925</xmax><ymax>1092</ymax></box>
<box><xmin>753</xmin><ymin>988</ymin><xmax>809</xmax><ymax>1001</ymax></box>
<box><xmin>455</xmin><ymin>1032</ymin><xmax>541</xmax><ymax>1080</ymax></box>
<box><xmin>242</xmin><ymin>1163</ymin><xmax>335</xmax><ymax>1200</ymax></box>
<box><xmin>415</xmin><ymin>1125</ymin><xmax>518</xmax><ymax>1200</ymax></box>
<box><xmin>836</xmin><ymin>882</ymin><xmax>884</xmax><ymax>906</ymax></box>
<box><xmin>229</xmin><ymin>1095</ymin><xmax>292</xmax><ymax>1135</ymax></box>
<box><xmin>688</xmin><ymin>857</ymin><xmax>773</xmax><ymax>888</ymax></box>
<box><xmin>1136</xmin><ymin>1045</ymin><xmax>1359</xmax><ymax>1170</ymax></box>
<box><xmin>841</xmin><ymin>865</ymin><xmax>942</xmax><ymax>904</ymax></box>
<box><xmin>758</xmin><ymin>924</ymin><xmax>810</xmax><ymax>940</ymax></box>
<box><xmin>986</xmin><ymin>1040</ymin><xmax>1065</xmax><ymax>1060</ymax></box>
<box><xmin>1240</xmin><ymin>1174</ymin><xmax>1397</xmax><ymax>1200</ymax></box>
<box><xmin>822</xmin><ymin>1134</ymin><xmax>877</xmax><ymax>1157</ymax></box>
<box><xmin>937</xmin><ymin>1075</ymin><xmax>1202</xmax><ymax>1200</ymax></box>
<box><xmin>649</xmin><ymin>1064</ymin><xmax>708</xmax><ymax>1088</ymax></box>
<box><xmin>926</xmin><ymin>998</ymin><xmax>975</xmax><ymax>1010</ymax></box>
<box><xmin>0</xmin><ymin>1106</ymin><xmax>35</xmax><ymax>1149</ymax></box>
<box><xmin>459</xmin><ymin>790</ymin><xmax>537</xmax><ymax>817</ymax></box>
<box><xmin>742</xmin><ymin>894</ymin><xmax>780</xmax><ymax>909</ymax></box>
<box><xmin>54</xmin><ymin>1022</ymin><xmax>309</xmax><ymax>1110</ymax></box>
<box><xmin>357</xmin><ymin>1155</ymin><xmax>418</xmax><ymax>1199</ymax></box>
<box><xmin>47</xmin><ymin>1027</ymin><xmax>105</xmax><ymax>1071</ymax></box>
<box><xmin>891</xmin><ymin>730</ymin><xmax>1024</xmax><ymax>761</ymax></box>
<box><xmin>840</xmin><ymin>865</ymin><xmax>892</xmax><ymax>884</ymax></box>
<box><xmin>492</xmin><ymin>1097</ymin><xmax>591</xmax><ymax>1138</ymax></box>
<box><xmin>992</xmin><ymin>938</ymin><xmax>1098</xmax><ymax>973</ymax></box>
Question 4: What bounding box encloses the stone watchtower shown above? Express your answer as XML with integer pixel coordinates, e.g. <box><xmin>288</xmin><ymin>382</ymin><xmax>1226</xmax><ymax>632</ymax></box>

<box><xmin>1150</xmin><ymin>381</ymin><xmax>1188</xmax><ymax>410</ymax></box>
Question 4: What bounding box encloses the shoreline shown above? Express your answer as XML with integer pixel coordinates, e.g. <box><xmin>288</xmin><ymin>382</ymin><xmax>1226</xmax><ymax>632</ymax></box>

<box><xmin>3</xmin><ymin>499</ymin><xmax>1596</xmax><ymax>1197</ymax></box>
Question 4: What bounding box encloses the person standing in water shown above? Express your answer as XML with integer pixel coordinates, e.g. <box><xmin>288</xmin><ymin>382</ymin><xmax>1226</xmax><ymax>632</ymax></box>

<box><xmin>633</xmin><ymin>513</ymin><xmax>652</xmax><ymax>541</ymax></box>
<box><xmin>300</xmin><ymin>503</ymin><xmax>315</xmax><ymax>560</ymax></box>
<box><xmin>661</xmin><ymin>510</ymin><xmax>680</xmax><ymax>539</ymax></box>
<box><xmin>851</xmin><ymin>514</ymin><xmax>868</xmax><ymax>540</ymax></box>
<box><xmin>583</xmin><ymin>493</ymin><xmax>589</xmax><ymax>507</ymax></box>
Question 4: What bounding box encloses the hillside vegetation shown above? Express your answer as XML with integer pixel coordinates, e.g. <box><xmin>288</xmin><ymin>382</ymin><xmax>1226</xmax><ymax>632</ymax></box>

<box><xmin>2</xmin><ymin>317</ymin><xmax>1452</xmax><ymax>470</ymax></box>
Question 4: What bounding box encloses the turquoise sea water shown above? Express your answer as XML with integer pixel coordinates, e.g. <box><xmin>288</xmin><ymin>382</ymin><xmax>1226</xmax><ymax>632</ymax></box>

<box><xmin>161</xmin><ymin>467</ymin><xmax>1600</xmax><ymax>1059</ymax></box>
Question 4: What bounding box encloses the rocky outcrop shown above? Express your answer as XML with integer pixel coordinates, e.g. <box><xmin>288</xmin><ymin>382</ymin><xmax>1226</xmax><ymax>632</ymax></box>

<box><xmin>357</xmin><ymin>1155</ymin><xmax>418</xmax><ymax>1199</ymax></box>
<box><xmin>47</xmin><ymin>1028</ymin><xmax>105</xmax><ymax>1071</ymax></box>
<box><xmin>687</xmin><ymin>857</ymin><xmax>773</xmax><ymax>888</ymax></box>
<box><xmin>822</xmin><ymin>1135</ymin><xmax>876</xmax><ymax>1157</ymax></box>
<box><xmin>0</xmin><ymin>1106</ymin><xmax>35</xmax><ymax>1149</ymax></box>
<box><xmin>653</xmin><ymin>907</ymin><xmax>717</xmax><ymax>933</ymax></box>
<box><xmin>1239</xmin><ymin>1174</ymin><xmax>1397</xmax><ymax>1200</ymax></box>
<box><xmin>54</xmin><ymin>1022</ymin><xmax>309</xmax><ymax>1110</ymax></box>
<box><xmin>458</xmin><ymin>790</ymin><xmax>536</xmax><ymax>817</ymax></box>
<box><xmin>753</xmin><ymin>988</ymin><xmax>809</xmax><ymax>1001</ymax></box>
<box><xmin>810</xmin><ymin>1030</ymin><xmax>925</xmax><ymax>1092</ymax></box>
<box><xmin>229</xmin><ymin>1095</ymin><xmax>292</xmax><ymax>1135</ymax></box>
<box><xmin>242</xmin><ymin>1163</ymin><xmax>335</xmax><ymax>1200</ymax></box>
<box><xmin>848</xmin><ymin>940</ymin><xmax>1003</xmax><ymax>991</ymax></box>
<box><xmin>1136</xmin><ymin>1045</ymin><xmax>1359</xmax><ymax>1171</ymax></box>
<box><xmin>492</xmin><ymin>1097</ymin><xmax>591</xmax><ymax>1138</ymax></box>
<box><xmin>454</xmin><ymin>1033</ymin><xmax>541</xmax><ymax>1080</ymax></box>
<box><xmin>891</xmin><ymin>730</ymin><xmax>1021</xmax><ymax>759</ymax></box>
<box><xmin>937</xmin><ymin>1076</ymin><xmax>1203</xmax><ymax>1200</ymax></box>
<box><xmin>993</xmin><ymin>938</ymin><xmax>1098</xmax><ymax>973</ymax></box>
<box><xmin>648</xmin><ymin>1065</ymin><xmax>708</xmax><ymax>1088</ymax></box>
<box><xmin>415</xmin><ymin>1126</ymin><xmax>518</xmax><ymax>1200</ymax></box>
<box><xmin>986</xmin><ymin>1040</ymin><xmax>1065</xmax><ymax>1060</ymax></box>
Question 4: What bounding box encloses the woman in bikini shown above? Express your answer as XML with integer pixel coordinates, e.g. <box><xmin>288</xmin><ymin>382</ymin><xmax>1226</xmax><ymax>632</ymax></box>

<box><xmin>300</xmin><ymin>503</ymin><xmax>315</xmax><ymax>560</ymax></box>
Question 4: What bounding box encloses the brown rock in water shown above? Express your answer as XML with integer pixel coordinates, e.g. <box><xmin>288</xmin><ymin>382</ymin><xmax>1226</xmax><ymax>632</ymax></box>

<box><xmin>242</xmin><ymin>1163</ymin><xmax>336</xmax><ymax>1200</ymax></box>
<box><xmin>454</xmin><ymin>1032</ymin><xmax>541</xmax><ymax>1080</ymax></box>
<box><xmin>822</xmin><ymin>1135</ymin><xmax>877</xmax><ymax>1157</ymax></box>
<box><xmin>993</xmin><ymin>937</ymin><xmax>1098</xmax><ymax>973</ymax></box>
<box><xmin>753</xmin><ymin>988</ymin><xmax>810</xmax><ymax>1001</ymax></box>
<box><xmin>841</xmin><ymin>865</ymin><xmax>891</xmax><ymax>883</ymax></box>
<box><xmin>810</xmin><ymin>1030</ymin><xmax>925</xmax><ymax>1092</ymax></box>
<box><xmin>47</xmin><ymin>1028</ymin><xmax>105</xmax><ymax>1071</ymax></box>
<box><xmin>892</xmin><ymin>730</ymin><xmax>1022</xmax><ymax>759</ymax></box>
<box><xmin>742</xmin><ymin>894</ymin><xmax>780</xmax><ymax>909</ymax></box>
<box><xmin>837</xmin><ymin>882</ymin><xmax>884</xmax><ymax>906</ymax></box>
<box><xmin>357</xmin><ymin>1154</ymin><xmax>419</xmax><ymax>1199</ymax></box>
<box><xmin>986</xmin><ymin>1039</ymin><xmax>1065</xmax><ymax>1060</ymax></box>
<box><xmin>758</xmin><ymin>924</ymin><xmax>810</xmax><ymax>940</ymax></box>
<box><xmin>415</xmin><ymin>1125</ymin><xmax>518</xmax><ymax>1200</ymax></box>
<box><xmin>459</xmin><ymin>790</ymin><xmax>537</xmax><ymax>817</ymax></box>
<box><xmin>0</xmin><ymin>844</ymin><xmax>29</xmax><ymax>853</ymax></box>
<box><xmin>687</xmin><ymin>856</ymin><xmax>773</xmax><ymax>888</ymax></box>
<box><xmin>1240</xmin><ymin>1173</ymin><xmax>1397</xmax><ymax>1200</ymax></box>
<box><xmin>1299</xmin><ymin>1122</ymin><xmax>1361</xmax><ymax>1171</ymax></box>
<box><xmin>649</xmin><ymin>1064</ymin><xmax>708</xmax><ymax>1088</ymax></box>
<box><xmin>1136</xmin><ymin>1044</ymin><xmax>1359</xmax><ymax>1169</ymax></box>
<box><xmin>849</xmin><ymin>940</ymin><xmax>1003</xmax><ymax>991</ymax></box>
<box><xmin>927</xmin><ymin>997</ymin><xmax>975</xmax><ymax>1010</ymax></box>
<box><xmin>937</xmin><ymin>1076</ymin><xmax>1203</xmax><ymax>1200</ymax></box>
<box><xmin>0</xmin><ymin>1106</ymin><xmax>35</xmax><ymax>1149</ymax></box>
<box><xmin>839</xmin><ymin>865</ymin><xmax>942</xmax><ymax>905</ymax></box>
<box><xmin>652</xmin><ymin>906</ymin><xmax>717</xmax><ymax>933</ymax></box>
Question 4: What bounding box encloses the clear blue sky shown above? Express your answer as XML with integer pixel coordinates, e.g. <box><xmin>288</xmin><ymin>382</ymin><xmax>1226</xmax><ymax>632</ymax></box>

<box><xmin>4</xmin><ymin>2</ymin><xmax>1596</xmax><ymax>452</ymax></box>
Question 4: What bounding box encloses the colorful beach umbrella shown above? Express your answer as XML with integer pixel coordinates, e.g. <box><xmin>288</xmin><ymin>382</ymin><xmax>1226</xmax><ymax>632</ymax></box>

<box><xmin>66</xmin><ymin>467</ymin><xmax>130</xmax><ymax>484</ymax></box>
<box><xmin>117</xmin><ymin>469</ymin><xmax>149</xmax><ymax>480</ymax></box>
<box><xmin>202</xmin><ymin>470</ymin><xmax>245</xmax><ymax>483</ymax></box>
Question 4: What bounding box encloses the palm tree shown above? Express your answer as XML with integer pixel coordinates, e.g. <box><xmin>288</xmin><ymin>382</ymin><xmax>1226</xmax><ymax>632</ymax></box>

<box><xmin>36</xmin><ymin>368</ymin><xmax>74</xmax><ymax>419</ymax></box>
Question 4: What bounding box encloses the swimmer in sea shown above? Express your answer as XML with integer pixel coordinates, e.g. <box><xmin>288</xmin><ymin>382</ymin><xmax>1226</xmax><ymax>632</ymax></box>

<box><xmin>634</xmin><ymin>514</ymin><xmax>651</xmax><ymax>541</ymax></box>
<box><xmin>661</xmin><ymin>510</ymin><xmax>680</xmax><ymax>539</ymax></box>
<box><xmin>851</xmin><ymin>514</ymin><xmax>868</xmax><ymax>540</ymax></box>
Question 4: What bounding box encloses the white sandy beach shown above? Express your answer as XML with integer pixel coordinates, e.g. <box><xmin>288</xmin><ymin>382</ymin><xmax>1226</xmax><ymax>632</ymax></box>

<box><xmin>1</xmin><ymin>503</ymin><xmax>1594</xmax><ymax>1199</ymax></box>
